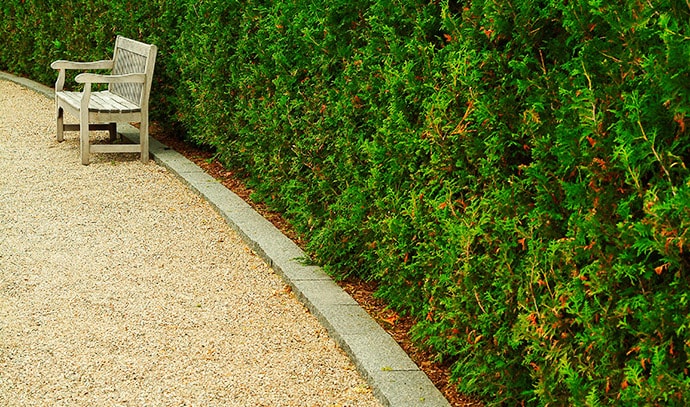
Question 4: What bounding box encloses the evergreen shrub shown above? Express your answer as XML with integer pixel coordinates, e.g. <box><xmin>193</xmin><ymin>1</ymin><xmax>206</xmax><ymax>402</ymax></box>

<box><xmin>2</xmin><ymin>0</ymin><xmax>689</xmax><ymax>404</ymax></box>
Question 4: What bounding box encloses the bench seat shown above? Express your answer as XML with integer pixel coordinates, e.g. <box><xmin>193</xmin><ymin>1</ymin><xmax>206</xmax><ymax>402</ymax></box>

<box><xmin>57</xmin><ymin>90</ymin><xmax>141</xmax><ymax>114</ymax></box>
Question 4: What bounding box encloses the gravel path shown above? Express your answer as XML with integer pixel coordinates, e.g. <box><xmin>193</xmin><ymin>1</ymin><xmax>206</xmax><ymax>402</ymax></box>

<box><xmin>0</xmin><ymin>79</ymin><xmax>381</xmax><ymax>406</ymax></box>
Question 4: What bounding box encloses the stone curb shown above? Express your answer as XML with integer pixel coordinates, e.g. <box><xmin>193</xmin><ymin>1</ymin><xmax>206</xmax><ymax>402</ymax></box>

<box><xmin>1</xmin><ymin>71</ymin><xmax>452</xmax><ymax>407</ymax></box>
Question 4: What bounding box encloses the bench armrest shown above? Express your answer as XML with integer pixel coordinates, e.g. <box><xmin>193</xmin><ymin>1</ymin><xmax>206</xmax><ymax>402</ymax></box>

<box><xmin>75</xmin><ymin>73</ymin><xmax>146</xmax><ymax>84</ymax></box>
<box><xmin>51</xmin><ymin>59</ymin><xmax>114</xmax><ymax>92</ymax></box>
<box><xmin>50</xmin><ymin>60</ymin><xmax>114</xmax><ymax>70</ymax></box>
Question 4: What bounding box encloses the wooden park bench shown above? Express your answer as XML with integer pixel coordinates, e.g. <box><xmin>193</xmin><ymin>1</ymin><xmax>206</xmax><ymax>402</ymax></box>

<box><xmin>51</xmin><ymin>36</ymin><xmax>157</xmax><ymax>165</ymax></box>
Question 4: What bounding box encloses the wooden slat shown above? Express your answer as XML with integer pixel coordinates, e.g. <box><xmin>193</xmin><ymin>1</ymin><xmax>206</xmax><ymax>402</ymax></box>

<box><xmin>62</xmin><ymin>124</ymin><xmax>112</xmax><ymax>131</ymax></box>
<box><xmin>56</xmin><ymin>90</ymin><xmax>140</xmax><ymax>113</ymax></box>
<box><xmin>115</xmin><ymin>36</ymin><xmax>153</xmax><ymax>57</ymax></box>
<box><xmin>90</xmin><ymin>144</ymin><xmax>141</xmax><ymax>153</ymax></box>
<box><xmin>92</xmin><ymin>91</ymin><xmax>139</xmax><ymax>112</ymax></box>
<box><xmin>57</xmin><ymin>91</ymin><xmax>82</xmax><ymax>107</ymax></box>
<box><xmin>90</xmin><ymin>93</ymin><xmax>123</xmax><ymax>112</ymax></box>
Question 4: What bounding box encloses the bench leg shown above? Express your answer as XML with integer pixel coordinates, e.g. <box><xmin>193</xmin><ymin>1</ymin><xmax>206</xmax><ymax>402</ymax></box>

<box><xmin>80</xmin><ymin>110</ymin><xmax>90</xmax><ymax>165</ymax></box>
<box><xmin>108</xmin><ymin>122</ymin><xmax>118</xmax><ymax>142</ymax></box>
<box><xmin>140</xmin><ymin>116</ymin><xmax>149</xmax><ymax>164</ymax></box>
<box><xmin>57</xmin><ymin>107</ymin><xmax>64</xmax><ymax>142</ymax></box>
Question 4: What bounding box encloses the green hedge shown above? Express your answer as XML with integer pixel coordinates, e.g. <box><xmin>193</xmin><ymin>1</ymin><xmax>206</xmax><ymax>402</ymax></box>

<box><xmin>2</xmin><ymin>0</ymin><xmax>689</xmax><ymax>404</ymax></box>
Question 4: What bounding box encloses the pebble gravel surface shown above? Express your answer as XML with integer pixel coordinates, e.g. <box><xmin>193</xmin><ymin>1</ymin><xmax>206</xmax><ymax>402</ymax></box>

<box><xmin>0</xmin><ymin>80</ymin><xmax>382</xmax><ymax>407</ymax></box>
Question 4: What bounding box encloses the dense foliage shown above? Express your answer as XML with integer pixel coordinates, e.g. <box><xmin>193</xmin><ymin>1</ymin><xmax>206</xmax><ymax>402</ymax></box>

<box><xmin>2</xmin><ymin>0</ymin><xmax>689</xmax><ymax>404</ymax></box>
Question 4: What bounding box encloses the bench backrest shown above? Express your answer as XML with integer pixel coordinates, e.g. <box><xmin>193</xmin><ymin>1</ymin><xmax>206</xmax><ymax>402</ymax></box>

<box><xmin>110</xmin><ymin>36</ymin><xmax>157</xmax><ymax>107</ymax></box>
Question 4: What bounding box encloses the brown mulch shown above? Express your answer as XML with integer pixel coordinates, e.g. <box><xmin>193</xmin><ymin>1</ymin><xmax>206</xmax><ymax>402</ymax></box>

<box><xmin>150</xmin><ymin>124</ymin><xmax>483</xmax><ymax>407</ymax></box>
